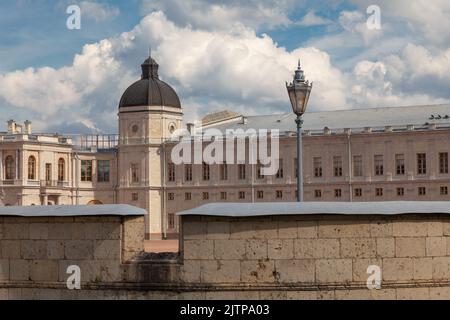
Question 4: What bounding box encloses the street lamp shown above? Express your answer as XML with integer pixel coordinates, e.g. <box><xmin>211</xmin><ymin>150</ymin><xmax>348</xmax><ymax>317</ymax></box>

<box><xmin>286</xmin><ymin>60</ymin><xmax>312</xmax><ymax>202</ymax></box>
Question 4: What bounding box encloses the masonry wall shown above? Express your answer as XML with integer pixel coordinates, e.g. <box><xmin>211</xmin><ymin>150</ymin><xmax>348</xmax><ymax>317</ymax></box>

<box><xmin>0</xmin><ymin>215</ymin><xmax>145</xmax><ymax>299</ymax></box>
<box><xmin>178</xmin><ymin>214</ymin><xmax>450</xmax><ymax>300</ymax></box>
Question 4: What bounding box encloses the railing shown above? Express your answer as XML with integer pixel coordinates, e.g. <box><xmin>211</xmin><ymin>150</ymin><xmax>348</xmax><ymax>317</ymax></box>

<box><xmin>40</xmin><ymin>180</ymin><xmax>70</xmax><ymax>188</ymax></box>
<box><xmin>68</xmin><ymin>134</ymin><xmax>119</xmax><ymax>150</ymax></box>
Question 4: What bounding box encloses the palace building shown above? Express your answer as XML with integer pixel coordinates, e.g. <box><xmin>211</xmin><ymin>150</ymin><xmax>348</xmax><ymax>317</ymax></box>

<box><xmin>2</xmin><ymin>55</ymin><xmax>450</xmax><ymax>239</ymax></box>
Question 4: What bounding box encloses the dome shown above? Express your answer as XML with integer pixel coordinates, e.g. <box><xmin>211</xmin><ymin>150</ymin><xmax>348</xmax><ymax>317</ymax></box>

<box><xmin>119</xmin><ymin>56</ymin><xmax>181</xmax><ymax>109</ymax></box>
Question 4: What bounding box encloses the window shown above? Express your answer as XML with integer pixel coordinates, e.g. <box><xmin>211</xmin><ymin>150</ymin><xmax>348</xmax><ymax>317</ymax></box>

<box><xmin>276</xmin><ymin>159</ymin><xmax>284</xmax><ymax>178</ymax></box>
<box><xmin>257</xmin><ymin>190</ymin><xmax>264</xmax><ymax>199</ymax></box>
<box><xmin>294</xmin><ymin>158</ymin><xmax>298</xmax><ymax>178</ymax></box>
<box><xmin>58</xmin><ymin>158</ymin><xmax>65</xmax><ymax>182</ymax></box>
<box><xmin>238</xmin><ymin>164</ymin><xmax>246</xmax><ymax>180</ymax></box>
<box><xmin>441</xmin><ymin>186</ymin><xmax>448</xmax><ymax>195</ymax></box>
<box><xmin>202</xmin><ymin>192</ymin><xmax>209</xmax><ymax>200</ymax></box>
<box><xmin>81</xmin><ymin>160</ymin><xmax>92</xmax><ymax>182</ymax></box>
<box><xmin>185</xmin><ymin>192</ymin><xmax>192</xmax><ymax>200</ymax></box>
<box><xmin>238</xmin><ymin>191</ymin><xmax>246</xmax><ymax>199</ymax></box>
<box><xmin>397</xmin><ymin>187</ymin><xmax>404</xmax><ymax>196</ymax></box>
<box><xmin>132</xmin><ymin>193</ymin><xmax>138</xmax><ymax>201</ymax></box>
<box><xmin>313</xmin><ymin>157</ymin><xmax>322</xmax><ymax>177</ymax></box>
<box><xmin>354</xmin><ymin>188</ymin><xmax>362</xmax><ymax>197</ymax></box>
<box><xmin>440</xmin><ymin>153</ymin><xmax>448</xmax><ymax>174</ymax></box>
<box><xmin>185</xmin><ymin>164</ymin><xmax>192</xmax><ymax>181</ymax></box>
<box><xmin>97</xmin><ymin>160</ymin><xmax>110</xmax><ymax>182</ymax></box>
<box><xmin>417</xmin><ymin>153</ymin><xmax>426</xmax><ymax>174</ymax></box>
<box><xmin>202</xmin><ymin>162</ymin><xmax>210</xmax><ymax>181</ymax></box>
<box><xmin>376</xmin><ymin>188</ymin><xmax>383</xmax><ymax>197</ymax></box>
<box><xmin>334</xmin><ymin>189</ymin><xmax>342</xmax><ymax>198</ymax></box>
<box><xmin>168</xmin><ymin>213</ymin><xmax>175</xmax><ymax>229</ymax></box>
<box><xmin>45</xmin><ymin>163</ymin><xmax>52</xmax><ymax>182</ymax></box>
<box><xmin>257</xmin><ymin>161</ymin><xmax>264</xmax><ymax>179</ymax></box>
<box><xmin>395</xmin><ymin>154</ymin><xmax>405</xmax><ymax>175</ymax></box>
<box><xmin>220</xmin><ymin>163</ymin><xmax>228</xmax><ymax>180</ymax></box>
<box><xmin>418</xmin><ymin>187</ymin><xmax>426</xmax><ymax>196</ymax></box>
<box><xmin>131</xmin><ymin>163</ymin><xmax>139</xmax><ymax>183</ymax></box>
<box><xmin>374</xmin><ymin>155</ymin><xmax>384</xmax><ymax>176</ymax></box>
<box><xmin>168</xmin><ymin>162</ymin><xmax>175</xmax><ymax>182</ymax></box>
<box><xmin>5</xmin><ymin>156</ymin><xmax>14</xmax><ymax>180</ymax></box>
<box><xmin>28</xmin><ymin>156</ymin><xmax>36</xmax><ymax>180</ymax></box>
<box><xmin>333</xmin><ymin>156</ymin><xmax>343</xmax><ymax>177</ymax></box>
<box><xmin>276</xmin><ymin>190</ymin><xmax>283</xmax><ymax>199</ymax></box>
<box><xmin>353</xmin><ymin>155</ymin><xmax>363</xmax><ymax>177</ymax></box>
<box><xmin>168</xmin><ymin>193</ymin><xmax>175</xmax><ymax>200</ymax></box>
<box><xmin>314</xmin><ymin>190</ymin><xmax>322</xmax><ymax>198</ymax></box>
<box><xmin>220</xmin><ymin>192</ymin><xmax>227</xmax><ymax>200</ymax></box>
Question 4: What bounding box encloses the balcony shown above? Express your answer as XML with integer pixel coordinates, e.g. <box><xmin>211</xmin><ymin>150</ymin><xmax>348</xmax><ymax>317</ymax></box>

<box><xmin>40</xmin><ymin>180</ymin><xmax>70</xmax><ymax>188</ymax></box>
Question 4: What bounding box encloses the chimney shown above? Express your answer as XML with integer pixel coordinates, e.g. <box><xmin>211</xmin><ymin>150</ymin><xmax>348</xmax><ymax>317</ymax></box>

<box><xmin>241</xmin><ymin>116</ymin><xmax>248</xmax><ymax>125</ymax></box>
<box><xmin>187</xmin><ymin>123</ymin><xmax>194</xmax><ymax>135</ymax></box>
<box><xmin>24</xmin><ymin>120</ymin><xmax>32</xmax><ymax>134</ymax></box>
<box><xmin>7</xmin><ymin>120</ymin><xmax>15</xmax><ymax>134</ymax></box>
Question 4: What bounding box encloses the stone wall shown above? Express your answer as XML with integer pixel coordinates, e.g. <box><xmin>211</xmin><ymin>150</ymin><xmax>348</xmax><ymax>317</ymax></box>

<box><xmin>4</xmin><ymin>212</ymin><xmax>450</xmax><ymax>299</ymax></box>
<box><xmin>178</xmin><ymin>214</ymin><xmax>450</xmax><ymax>299</ymax></box>
<box><xmin>0</xmin><ymin>215</ymin><xmax>145</xmax><ymax>299</ymax></box>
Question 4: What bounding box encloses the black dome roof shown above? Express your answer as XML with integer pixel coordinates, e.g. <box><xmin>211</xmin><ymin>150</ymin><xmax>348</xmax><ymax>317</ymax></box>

<box><xmin>119</xmin><ymin>56</ymin><xmax>181</xmax><ymax>109</ymax></box>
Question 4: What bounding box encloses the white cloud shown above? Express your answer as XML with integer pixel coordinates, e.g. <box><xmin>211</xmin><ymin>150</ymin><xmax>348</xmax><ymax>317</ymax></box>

<box><xmin>297</xmin><ymin>11</ymin><xmax>333</xmax><ymax>26</ymax></box>
<box><xmin>79</xmin><ymin>1</ymin><xmax>120</xmax><ymax>22</ymax></box>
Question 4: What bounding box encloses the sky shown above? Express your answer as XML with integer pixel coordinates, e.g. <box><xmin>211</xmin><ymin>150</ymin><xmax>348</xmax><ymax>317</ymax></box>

<box><xmin>0</xmin><ymin>0</ymin><xmax>449</xmax><ymax>133</ymax></box>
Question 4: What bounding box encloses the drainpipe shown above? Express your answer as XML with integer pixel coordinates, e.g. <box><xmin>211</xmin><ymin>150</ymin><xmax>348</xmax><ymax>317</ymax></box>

<box><xmin>74</xmin><ymin>153</ymin><xmax>80</xmax><ymax>205</ymax></box>
<box><xmin>347</xmin><ymin>131</ymin><xmax>353</xmax><ymax>202</ymax></box>
<box><xmin>162</xmin><ymin>142</ymin><xmax>167</xmax><ymax>239</ymax></box>
<box><xmin>250</xmin><ymin>136</ymin><xmax>255</xmax><ymax>203</ymax></box>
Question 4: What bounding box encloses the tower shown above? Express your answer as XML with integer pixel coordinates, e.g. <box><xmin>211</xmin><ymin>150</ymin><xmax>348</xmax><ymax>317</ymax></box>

<box><xmin>117</xmin><ymin>55</ymin><xmax>183</xmax><ymax>239</ymax></box>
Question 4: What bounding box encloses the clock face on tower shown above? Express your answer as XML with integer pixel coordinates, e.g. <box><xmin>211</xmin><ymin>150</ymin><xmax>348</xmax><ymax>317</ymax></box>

<box><xmin>130</xmin><ymin>124</ymin><xmax>139</xmax><ymax>136</ymax></box>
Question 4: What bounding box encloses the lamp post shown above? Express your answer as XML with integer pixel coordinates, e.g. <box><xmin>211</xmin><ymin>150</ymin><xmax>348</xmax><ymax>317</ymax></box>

<box><xmin>286</xmin><ymin>60</ymin><xmax>312</xmax><ymax>202</ymax></box>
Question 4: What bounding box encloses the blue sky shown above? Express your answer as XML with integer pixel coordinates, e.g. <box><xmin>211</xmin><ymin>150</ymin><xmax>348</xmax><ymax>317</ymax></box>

<box><xmin>0</xmin><ymin>0</ymin><xmax>449</xmax><ymax>133</ymax></box>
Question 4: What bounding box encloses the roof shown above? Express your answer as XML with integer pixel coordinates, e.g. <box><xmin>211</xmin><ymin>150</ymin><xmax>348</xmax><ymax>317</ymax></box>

<box><xmin>119</xmin><ymin>56</ymin><xmax>181</xmax><ymax>109</ymax></box>
<box><xmin>202</xmin><ymin>110</ymin><xmax>242</xmax><ymax>126</ymax></box>
<box><xmin>178</xmin><ymin>201</ymin><xmax>450</xmax><ymax>217</ymax></box>
<box><xmin>0</xmin><ymin>204</ymin><xmax>146</xmax><ymax>217</ymax></box>
<box><xmin>203</xmin><ymin>104</ymin><xmax>450</xmax><ymax>133</ymax></box>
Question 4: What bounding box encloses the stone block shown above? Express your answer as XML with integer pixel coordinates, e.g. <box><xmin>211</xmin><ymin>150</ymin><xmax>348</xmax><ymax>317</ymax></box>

<box><xmin>21</xmin><ymin>240</ymin><xmax>47</xmax><ymax>259</ymax></box>
<box><xmin>180</xmin><ymin>260</ymin><xmax>201</xmax><ymax>283</ymax></box>
<box><xmin>413</xmin><ymin>257</ymin><xmax>433</xmax><ymax>280</ymax></box>
<box><xmin>29</xmin><ymin>223</ymin><xmax>48</xmax><ymax>239</ymax></box>
<box><xmin>376</xmin><ymin>237</ymin><xmax>395</xmax><ymax>257</ymax></box>
<box><xmin>1</xmin><ymin>240</ymin><xmax>20</xmax><ymax>259</ymax></box>
<box><xmin>258</xmin><ymin>291</ymin><xmax>287</xmax><ymax>300</ymax></box>
<box><xmin>48</xmin><ymin>223</ymin><xmax>72</xmax><ymax>240</ymax></box>
<box><xmin>427</xmin><ymin>221</ymin><xmax>443</xmax><ymax>236</ymax></box>
<box><xmin>183</xmin><ymin>240</ymin><xmax>214</xmax><ymax>260</ymax></box>
<box><xmin>3</xmin><ymin>223</ymin><xmax>29</xmax><ymax>239</ymax></box>
<box><xmin>315</xmin><ymin>259</ymin><xmax>352</xmax><ymax>283</ymax></box>
<box><xmin>294</xmin><ymin>239</ymin><xmax>340</xmax><ymax>259</ymax></box>
<box><xmin>206</xmin><ymin>222</ymin><xmax>230</xmax><ymax>240</ymax></box>
<box><xmin>201</xmin><ymin>260</ymin><xmax>240</xmax><ymax>283</ymax></box>
<box><xmin>97</xmin><ymin>260</ymin><xmax>122</xmax><ymax>282</ymax></box>
<box><xmin>183</xmin><ymin>221</ymin><xmax>207</xmax><ymax>240</ymax></box>
<box><xmin>341</xmin><ymin>238</ymin><xmax>376</xmax><ymax>258</ymax></box>
<box><xmin>65</xmin><ymin>240</ymin><xmax>94</xmax><ymax>260</ymax></box>
<box><xmin>101</xmin><ymin>222</ymin><xmax>121</xmax><ymax>240</ymax></box>
<box><xmin>382</xmin><ymin>258</ymin><xmax>413</xmax><ymax>281</ymax></box>
<box><xmin>9</xmin><ymin>259</ymin><xmax>29</xmax><ymax>281</ymax></box>
<box><xmin>395</xmin><ymin>237</ymin><xmax>425</xmax><ymax>257</ymax></box>
<box><xmin>297</xmin><ymin>221</ymin><xmax>317</xmax><ymax>238</ymax></box>
<box><xmin>431</xmin><ymin>257</ymin><xmax>450</xmax><ymax>279</ymax></box>
<box><xmin>396</xmin><ymin>287</ymin><xmax>429</xmax><ymax>300</ymax></box>
<box><xmin>370</xmin><ymin>221</ymin><xmax>392</xmax><ymax>237</ymax></box>
<box><xmin>47</xmin><ymin>240</ymin><xmax>65</xmax><ymax>260</ymax></box>
<box><xmin>278</xmin><ymin>220</ymin><xmax>298</xmax><ymax>239</ymax></box>
<box><xmin>240</xmin><ymin>260</ymin><xmax>276</xmax><ymax>283</ymax></box>
<box><xmin>318</xmin><ymin>220</ymin><xmax>370</xmax><ymax>238</ymax></box>
<box><xmin>392</xmin><ymin>221</ymin><xmax>428</xmax><ymax>237</ymax></box>
<box><xmin>0</xmin><ymin>259</ymin><xmax>9</xmax><ymax>281</ymax></box>
<box><xmin>94</xmin><ymin>240</ymin><xmax>120</xmax><ymax>260</ymax></box>
<box><xmin>29</xmin><ymin>260</ymin><xmax>58</xmax><ymax>281</ymax></box>
<box><xmin>430</xmin><ymin>287</ymin><xmax>450</xmax><ymax>300</ymax></box>
<box><xmin>245</xmin><ymin>240</ymin><xmax>268</xmax><ymax>260</ymax></box>
<box><xmin>253</xmin><ymin>221</ymin><xmax>278</xmax><ymax>239</ymax></box>
<box><xmin>286</xmin><ymin>291</ymin><xmax>317</xmax><ymax>300</ymax></box>
<box><xmin>275</xmin><ymin>259</ymin><xmax>315</xmax><ymax>283</ymax></box>
<box><xmin>214</xmin><ymin>240</ymin><xmax>245</xmax><ymax>260</ymax></box>
<box><xmin>268</xmin><ymin>239</ymin><xmax>294</xmax><ymax>260</ymax></box>
<box><xmin>426</xmin><ymin>237</ymin><xmax>446</xmax><ymax>257</ymax></box>
<box><xmin>230</xmin><ymin>221</ymin><xmax>256</xmax><ymax>240</ymax></box>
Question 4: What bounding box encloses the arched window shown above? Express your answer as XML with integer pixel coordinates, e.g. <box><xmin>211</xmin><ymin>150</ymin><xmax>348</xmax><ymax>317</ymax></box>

<box><xmin>58</xmin><ymin>158</ymin><xmax>65</xmax><ymax>181</ymax></box>
<box><xmin>5</xmin><ymin>156</ymin><xmax>14</xmax><ymax>180</ymax></box>
<box><xmin>28</xmin><ymin>156</ymin><xmax>36</xmax><ymax>180</ymax></box>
